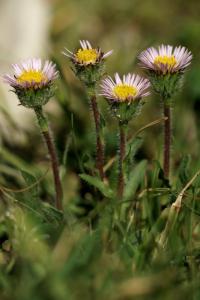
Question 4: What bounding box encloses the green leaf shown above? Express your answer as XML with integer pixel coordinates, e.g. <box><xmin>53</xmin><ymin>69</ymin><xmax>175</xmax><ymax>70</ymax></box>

<box><xmin>150</xmin><ymin>160</ymin><xmax>170</xmax><ymax>188</ymax></box>
<box><xmin>100</xmin><ymin>112</ymin><xmax>106</xmax><ymax>129</ymax></box>
<box><xmin>21</xmin><ymin>170</ymin><xmax>39</xmax><ymax>197</ymax></box>
<box><xmin>63</xmin><ymin>230</ymin><xmax>102</xmax><ymax>276</ymax></box>
<box><xmin>178</xmin><ymin>154</ymin><xmax>191</xmax><ymax>185</ymax></box>
<box><xmin>62</xmin><ymin>132</ymin><xmax>72</xmax><ymax>167</ymax></box>
<box><xmin>126</xmin><ymin>136</ymin><xmax>143</xmax><ymax>167</ymax></box>
<box><xmin>79</xmin><ymin>174</ymin><xmax>114</xmax><ymax>198</ymax></box>
<box><xmin>41</xmin><ymin>202</ymin><xmax>63</xmax><ymax>225</ymax></box>
<box><xmin>124</xmin><ymin>160</ymin><xmax>147</xmax><ymax>201</ymax></box>
<box><xmin>0</xmin><ymin>146</ymin><xmax>37</xmax><ymax>174</ymax></box>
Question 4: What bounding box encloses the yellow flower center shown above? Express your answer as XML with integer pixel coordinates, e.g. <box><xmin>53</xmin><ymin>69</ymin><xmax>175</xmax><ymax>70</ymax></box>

<box><xmin>75</xmin><ymin>49</ymin><xmax>98</xmax><ymax>64</ymax></box>
<box><xmin>154</xmin><ymin>55</ymin><xmax>177</xmax><ymax>68</ymax></box>
<box><xmin>17</xmin><ymin>70</ymin><xmax>47</xmax><ymax>84</ymax></box>
<box><xmin>113</xmin><ymin>84</ymin><xmax>137</xmax><ymax>101</ymax></box>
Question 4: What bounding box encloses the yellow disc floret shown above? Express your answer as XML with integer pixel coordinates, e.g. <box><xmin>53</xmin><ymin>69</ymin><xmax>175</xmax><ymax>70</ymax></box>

<box><xmin>17</xmin><ymin>70</ymin><xmax>47</xmax><ymax>85</ymax></box>
<box><xmin>154</xmin><ymin>55</ymin><xmax>177</xmax><ymax>68</ymax></box>
<box><xmin>113</xmin><ymin>84</ymin><xmax>137</xmax><ymax>101</ymax></box>
<box><xmin>75</xmin><ymin>49</ymin><xmax>99</xmax><ymax>65</ymax></box>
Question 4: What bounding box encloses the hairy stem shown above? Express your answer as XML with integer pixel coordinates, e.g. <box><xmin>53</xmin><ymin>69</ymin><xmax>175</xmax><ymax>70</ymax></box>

<box><xmin>163</xmin><ymin>103</ymin><xmax>171</xmax><ymax>179</ymax></box>
<box><xmin>34</xmin><ymin>107</ymin><xmax>63</xmax><ymax>211</ymax></box>
<box><xmin>118</xmin><ymin>123</ymin><xmax>126</xmax><ymax>199</ymax></box>
<box><xmin>90</xmin><ymin>94</ymin><xmax>105</xmax><ymax>181</ymax></box>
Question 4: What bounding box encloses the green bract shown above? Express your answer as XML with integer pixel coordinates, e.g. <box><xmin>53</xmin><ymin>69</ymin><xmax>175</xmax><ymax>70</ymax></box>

<box><xmin>148</xmin><ymin>72</ymin><xmax>183</xmax><ymax>101</ymax></box>
<box><xmin>72</xmin><ymin>62</ymin><xmax>105</xmax><ymax>87</ymax></box>
<box><xmin>14</xmin><ymin>85</ymin><xmax>56</xmax><ymax>108</ymax></box>
<box><xmin>110</xmin><ymin>100</ymin><xmax>144</xmax><ymax>125</ymax></box>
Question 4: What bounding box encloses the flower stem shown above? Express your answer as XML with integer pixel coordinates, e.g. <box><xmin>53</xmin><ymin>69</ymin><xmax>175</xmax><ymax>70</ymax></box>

<box><xmin>90</xmin><ymin>94</ymin><xmax>105</xmax><ymax>181</ymax></box>
<box><xmin>163</xmin><ymin>103</ymin><xmax>171</xmax><ymax>179</ymax></box>
<box><xmin>34</xmin><ymin>107</ymin><xmax>63</xmax><ymax>211</ymax></box>
<box><xmin>118</xmin><ymin>123</ymin><xmax>126</xmax><ymax>199</ymax></box>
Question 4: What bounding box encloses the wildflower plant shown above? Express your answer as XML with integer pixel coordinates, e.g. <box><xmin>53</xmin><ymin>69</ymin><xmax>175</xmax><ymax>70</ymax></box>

<box><xmin>2</xmin><ymin>30</ymin><xmax>200</xmax><ymax>300</ymax></box>
<box><xmin>63</xmin><ymin>40</ymin><xmax>113</xmax><ymax>87</ymax></box>
<box><xmin>3</xmin><ymin>58</ymin><xmax>63</xmax><ymax>211</ymax></box>
<box><xmin>63</xmin><ymin>40</ymin><xmax>113</xmax><ymax>180</ymax></box>
<box><xmin>138</xmin><ymin>45</ymin><xmax>192</xmax><ymax>178</ymax></box>
<box><xmin>100</xmin><ymin>73</ymin><xmax>150</xmax><ymax>198</ymax></box>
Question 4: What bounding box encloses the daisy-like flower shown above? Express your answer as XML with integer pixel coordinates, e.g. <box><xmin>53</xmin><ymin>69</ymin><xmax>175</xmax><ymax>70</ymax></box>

<box><xmin>63</xmin><ymin>41</ymin><xmax>113</xmax><ymax>179</ymax></box>
<box><xmin>100</xmin><ymin>73</ymin><xmax>150</xmax><ymax>125</ymax></box>
<box><xmin>63</xmin><ymin>40</ymin><xmax>113</xmax><ymax>66</ymax></box>
<box><xmin>100</xmin><ymin>73</ymin><xmax>150</xmax><ymax>102</ymax></box>
<box><xmin>2</xmin><ymin>58</ymin><xmax>62</xmax><ymax>209</ymax></box>
<box><xmin>3</xmin><ymin>58</ymin><xmax>58</xmax><ymax>90</ymax></box>
<box><xmin>100</xmin><ymin>73</ymin><xmax>150</xmax><ymax>198</ymax></box>
<box><xmin>138</xmin><ymin>45</ymin><xmax>192</xmax><ymax>179</ymax></box>
<box><xmin>3</xmin><ymin>58</ymin><xmax>58</xmax><ymax>108</ymax></box>
<box><xmin>138</xmin><ymin>45</ymin><xmax>192</xmax><ymax>74</ymax></box>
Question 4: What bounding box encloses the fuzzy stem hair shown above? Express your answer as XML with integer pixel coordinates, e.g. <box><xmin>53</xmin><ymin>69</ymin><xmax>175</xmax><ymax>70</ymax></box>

<box><xmin>34</xmin><ymin>106</ymin><xmax>63</xmax><ymax>211</ymax></box>
<box><xmin>118</xmin><ymin>122</ymin><xmax>126</xmax><ymax>199</ymax></box>
<box><xmin>90</xmin><ymin>94</ymin><xmax>105</xmax><ymax>181</ymax></box>
<box><xmin>163</xmin><ymin>103</ymin><xmax>171</xmax><ymax>179</ymax></box>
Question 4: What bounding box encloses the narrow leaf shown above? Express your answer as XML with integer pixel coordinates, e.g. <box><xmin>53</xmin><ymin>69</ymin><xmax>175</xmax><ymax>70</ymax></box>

<box><xmin>124</xmin><ymin>160</ymin><xmax>147</xmax><ymax>201</ymax></box>
<box><xmin>79</xmin><ymin>174</ymin><xmax>114</xmax><ymax>198</ymax></box>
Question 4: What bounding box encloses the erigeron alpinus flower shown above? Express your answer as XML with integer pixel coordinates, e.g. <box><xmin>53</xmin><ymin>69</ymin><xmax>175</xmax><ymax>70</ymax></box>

<box><xmin>63</xmin><ymin>40</ymin><xmax>113</xmax><ymax>66</ymax></box>
<box><xmin>100</xmin><ymin>73</ymin><xmax>150</xmax><ymax>102</ymax></box>
<box><xmin>3</xmin><ymin>58</ymin><xmax>63</xmax><ymax>210</ymax></box>
<box><xmin>138</xmin><ymin>45</ymin><xmax>192</xmax><ymax>75</ymax></box>
<box><xmin>3</xmin><ymin>58</ymin><xmax>58</xmax><ymax>90</ymax></box>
